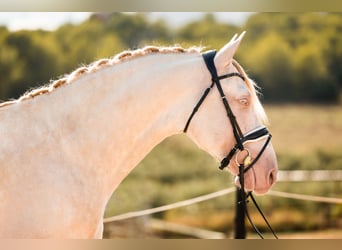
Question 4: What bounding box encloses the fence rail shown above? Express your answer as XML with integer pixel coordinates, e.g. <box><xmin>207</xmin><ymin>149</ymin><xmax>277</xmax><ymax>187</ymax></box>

<box><xmin>149</xmin><ymin>218</ymin><xmax>226</xmax><ymax>239</ymax></box>
<box><xmin>104</xmin><ymin>187</ymin><xmax>236</xmax><ymax>223</ymax></box>
<box><xmin>267</xmin><ymin>190</ymin><xmax>342</xmax><ymax>204</ymax></box>
<box><xmin>104</xmin><ymin>170</ymin><xmax>342</xmax><ymax>238</ymax></box>
<box><xmin>277</xmin><ymin>170</ymin><xmax>342</xmax><ymax>182</ymax></box>
<box><xmin>104</xmin><ymin>170</ymin><xmax>342</xmax><ymax>224</ymax></box>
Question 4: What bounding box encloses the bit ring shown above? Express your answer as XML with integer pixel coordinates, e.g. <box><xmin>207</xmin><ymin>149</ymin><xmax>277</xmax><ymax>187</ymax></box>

<box><xmin>235</xmin><ymin>148</ymin><xmax>252</xmax><ymax>166</ymax></box>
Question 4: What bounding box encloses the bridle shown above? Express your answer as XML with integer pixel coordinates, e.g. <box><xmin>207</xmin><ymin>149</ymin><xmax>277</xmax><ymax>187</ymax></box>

<box><xmin>183</xmin><ymin>50</ymin><xmax>272</xmax><ymax>171</ymax></box>
<box><xmin>183</xmin><ymin>50</ymin><xmax>278</xmax><ymax>239</ymax></box>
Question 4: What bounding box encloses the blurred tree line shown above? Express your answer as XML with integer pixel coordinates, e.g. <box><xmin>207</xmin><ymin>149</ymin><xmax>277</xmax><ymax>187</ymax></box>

<box><xmin>0</xmin><ymin>12</ymin><xmax>341</xmax><ymax>103</ymax></box>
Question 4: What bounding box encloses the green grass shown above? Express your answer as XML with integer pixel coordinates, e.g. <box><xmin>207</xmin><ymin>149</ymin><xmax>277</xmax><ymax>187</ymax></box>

<box><xmin>104</xmin><ymin>104</ymin><xmax>342</xmax><ymax>236</ymax></box>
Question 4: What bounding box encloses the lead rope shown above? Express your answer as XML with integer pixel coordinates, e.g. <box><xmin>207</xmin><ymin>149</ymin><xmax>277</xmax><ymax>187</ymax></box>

<box><xmin>239</xmin><ymin>164</ymin><xmax>278</xmax><ymax>239</ymax></box>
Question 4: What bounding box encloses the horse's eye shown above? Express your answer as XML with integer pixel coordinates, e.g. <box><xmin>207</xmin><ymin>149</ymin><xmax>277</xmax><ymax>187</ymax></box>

<box><xmin>239</xmin><ymin>98</ymin><xmax>249</xmax><ymax>106</ymax></box>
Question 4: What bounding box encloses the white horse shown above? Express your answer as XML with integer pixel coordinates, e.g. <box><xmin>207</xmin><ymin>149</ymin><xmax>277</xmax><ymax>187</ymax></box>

<box><xmin>0</xmin><ymin>32</ymin><xmax>277</xmax><ymax>238</ymax></box>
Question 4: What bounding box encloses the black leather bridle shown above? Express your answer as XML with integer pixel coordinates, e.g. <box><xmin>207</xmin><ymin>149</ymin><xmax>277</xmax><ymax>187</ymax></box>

<box><xmin>183</xmin><ymin>50</ymin><xmax>277</xmax><ymax>239</ymax></box>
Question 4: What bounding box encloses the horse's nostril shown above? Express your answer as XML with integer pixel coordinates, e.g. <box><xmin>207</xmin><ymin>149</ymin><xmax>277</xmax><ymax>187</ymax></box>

<box><xmin>269</xmin><ymin>170</ymin><xmax>277</xmax><ymax>186</ymax></box>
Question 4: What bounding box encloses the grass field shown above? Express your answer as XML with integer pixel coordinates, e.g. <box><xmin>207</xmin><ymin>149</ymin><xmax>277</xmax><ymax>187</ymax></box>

<box><xmin>265</xmin><ymin>104</ymin><xmax>342</xmax><ymax>154</ymax></box>
<box><xmin>104</xmin><ymin>104</ymin><xmax>342</xmax><ymax>238</ymax></box>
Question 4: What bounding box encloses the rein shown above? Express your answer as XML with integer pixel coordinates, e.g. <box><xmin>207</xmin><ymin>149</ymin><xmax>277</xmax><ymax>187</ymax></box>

<box><xmin>184</xmin><ymin>50</ymin><xmax>278</xmax><ymax>239</ymax></box>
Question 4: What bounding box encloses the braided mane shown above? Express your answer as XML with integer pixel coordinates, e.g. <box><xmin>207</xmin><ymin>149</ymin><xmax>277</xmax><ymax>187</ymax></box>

<box><xmin>0</xmin><ymin>46</ymin><xmax>201</xmax><ymax>108</ymax></box>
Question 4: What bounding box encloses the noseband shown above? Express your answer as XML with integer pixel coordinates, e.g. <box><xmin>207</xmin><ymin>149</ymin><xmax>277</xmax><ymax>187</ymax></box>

<box><xmin>183</xmin><ymin>50</ymin><xmax>277</xmax><ymax>239</ymax></box>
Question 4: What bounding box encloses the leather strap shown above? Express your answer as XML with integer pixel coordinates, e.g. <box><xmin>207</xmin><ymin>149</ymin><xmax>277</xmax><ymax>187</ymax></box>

<box><xmin>202</xmin><ymin>51</ymin><xmax>245</xmax><ymax>147</ymax></box>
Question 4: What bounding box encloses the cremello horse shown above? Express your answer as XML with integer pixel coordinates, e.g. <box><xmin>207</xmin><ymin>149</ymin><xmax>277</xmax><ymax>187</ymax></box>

<box><xmin>0</xmin><ymin>32</ymin><xmax>277</xmax><ymax>238</ymax></box>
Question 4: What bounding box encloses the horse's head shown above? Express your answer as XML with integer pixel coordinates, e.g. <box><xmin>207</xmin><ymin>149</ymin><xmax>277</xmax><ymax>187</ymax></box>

<box><xmin>185</xmin><ymin>32</ymin><xmax>278</xmax><ymax>195</ymax></box>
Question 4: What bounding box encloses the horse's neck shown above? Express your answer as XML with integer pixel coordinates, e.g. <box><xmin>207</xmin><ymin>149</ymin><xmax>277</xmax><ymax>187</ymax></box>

<box><xmin>38</xmin><ymin>52</ymin><xmax>205</xmax><ymax>195</ymax></box>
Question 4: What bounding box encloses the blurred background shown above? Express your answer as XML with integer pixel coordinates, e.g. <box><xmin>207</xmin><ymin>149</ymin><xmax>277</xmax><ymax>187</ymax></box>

<box><xmin>0</xmin><ymin>12</ymin><xmax>341</xmax><ymax>238</ymax></box>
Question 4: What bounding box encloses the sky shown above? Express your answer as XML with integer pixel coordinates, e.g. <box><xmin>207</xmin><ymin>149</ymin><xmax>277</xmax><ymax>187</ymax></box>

<box><xmin>0</xmin><ymin>12</ymin><xmax>253</xmax><ymax>31</ymax></box>
<box><xmin>0</xmin><ymin>12</ymin><xmax>92</xmax><ymax>31</ymax></box>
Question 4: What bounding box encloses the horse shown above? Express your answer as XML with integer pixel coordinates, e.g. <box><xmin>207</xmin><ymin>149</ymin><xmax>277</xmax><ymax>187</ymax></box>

<box><xmin>0</xmin><ymin>32</ymin><xmax>278</xmax><ymax>238</ymax></box>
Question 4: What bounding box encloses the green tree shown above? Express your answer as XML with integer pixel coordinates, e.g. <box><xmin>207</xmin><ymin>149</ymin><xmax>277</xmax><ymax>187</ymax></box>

<box><xmin>294</xmin><ymin>43</ymin><xmax>339</xmax><ymax>103</ymax></box>
<box><xmin>176</xmin><ymin>13</ymin><xmax>239</xmax><ymax>49</ymax></box>
<box><xmin>0</xmin><ymin>13</ymin><xmax>341</xmax><ymax>103</ymax></box>
<box><xmin>104</xmin><ymin>13</ymin><xmax>172</xmax><ymax>48</ymax></box>
<box><xmin>0</xmin><ymin>42</ymin><xmax>23</xmax><ymax>101</ymax></box>
<box><xmin>240</xmin><ymin>32</ymin><xmax>295</xmax><ymax>102</ymax></box>
<box><xmin>241</xmin><ymin>12</ymin><xmax>341</xmax><ymax>103</ymax></box>
<box><xmin>5</xmin><ymin>31</ymin><xmax>57</xmax><ymax>98</ymax></box>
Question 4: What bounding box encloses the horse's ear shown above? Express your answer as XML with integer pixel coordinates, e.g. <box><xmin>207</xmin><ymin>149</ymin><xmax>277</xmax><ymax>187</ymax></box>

<box><xmin>214</xmin><ymin>31</ymin><xmax>246</xmax><ymax>73</ymax></box>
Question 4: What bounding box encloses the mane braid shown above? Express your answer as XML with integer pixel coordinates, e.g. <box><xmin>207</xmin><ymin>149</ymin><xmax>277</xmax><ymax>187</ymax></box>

<box><xmin>0</xmin><ymin>46</ymin><xmax>201</xmax><ymax>109</ymax></box>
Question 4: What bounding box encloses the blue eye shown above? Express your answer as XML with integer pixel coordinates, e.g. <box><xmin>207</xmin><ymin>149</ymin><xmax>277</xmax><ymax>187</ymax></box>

<box><xmin>239</xmin><ymin>98</ymin><xmax>249</xmax><ymax>106</ymax></box>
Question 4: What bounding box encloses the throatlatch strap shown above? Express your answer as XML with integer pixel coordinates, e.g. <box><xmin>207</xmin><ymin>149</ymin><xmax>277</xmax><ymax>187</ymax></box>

<box><xmin>183</xmin><ymin>81</ymin><xmax>215</xmax><ymax>133</ymax></box>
